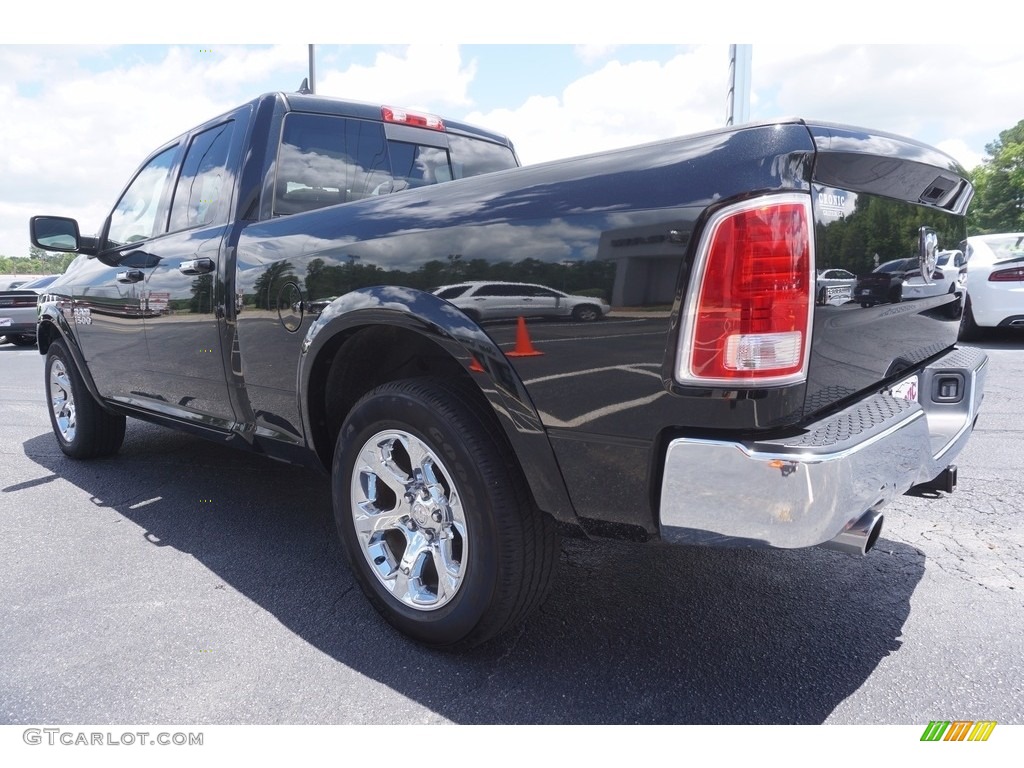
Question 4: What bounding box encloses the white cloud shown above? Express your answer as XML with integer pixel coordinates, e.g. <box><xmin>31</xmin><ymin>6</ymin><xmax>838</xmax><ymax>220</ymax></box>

<box><xmin>750</xmin><ymin>44</ymin><xmax>1023</xmax><ymax>169</ymax></box>
<box><xmin>935</xmin><ymin>140</ymin><xmax>985</xmax><ymax>173</ymax></box>
<box><xmin>203</xmin><ymin>45</ymin><xmax>306</xmax><ymax>85</ymax></box>
<box><xmin>0</xmin><ymin>45</ymin><xmax>303</xmax><ymax>258</ymax></box>
<box><xmin>574</xmin><ymin>46</ymin><xmax>619</xmax><ymax>65</ymax></box>
<box><xmin>316</xmin><ymin>45</ymin><xmax>475</xmax><ymax>111</ymax></box>
<box><xmin>466</xmin><ymin>46</ymin><xmax>728</xmax><ymax>165</ymax></box>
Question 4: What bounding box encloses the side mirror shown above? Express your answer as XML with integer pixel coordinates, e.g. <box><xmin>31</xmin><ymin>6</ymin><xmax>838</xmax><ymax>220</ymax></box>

<box><xmin>30</xmin><ymin>216</ymin><xmax>97</xmax><ymax>256</ymax></box>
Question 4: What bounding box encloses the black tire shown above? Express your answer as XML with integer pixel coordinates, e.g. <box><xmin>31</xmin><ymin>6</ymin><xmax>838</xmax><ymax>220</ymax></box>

<box><xmin>958</xmin><ymin>296</ymin><xmax>983</xmax><ymax>341</ymax></box>
<box><xmin>332</xmin><ymin>376</ymin><xmax>559</xmax><ymax>649</ymax></box>
<box><xmin>9</xmin><ymin>334</ymin><xmax>36</xmax><ymax>347</ymax></box>
<box><xmin>571</xmin><ymin>304</ymin><xmax>601</xmax><ymax>322</ymax></box>
<box><xmin>45</xmin><ymin>339</ymin><xmax>126</xmax><ymax>459</ymax></box>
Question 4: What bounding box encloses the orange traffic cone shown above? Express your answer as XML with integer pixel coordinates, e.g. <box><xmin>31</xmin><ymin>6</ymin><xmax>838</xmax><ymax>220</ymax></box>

<box><xmin>506</xmin><ymin>316</ymin><xmax>544</xmax><ymax>357</ymax></box>
<box><xmin>468</xmin><ymin>355</ymin><xmax>485</xmax><ymax>372</ymax></box>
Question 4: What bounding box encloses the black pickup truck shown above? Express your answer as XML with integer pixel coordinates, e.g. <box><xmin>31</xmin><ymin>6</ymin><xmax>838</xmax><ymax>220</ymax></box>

<box><xmin>31</xmin><ymin>91</ymin><xmax>987</xmax><ymax>649</ymax></box>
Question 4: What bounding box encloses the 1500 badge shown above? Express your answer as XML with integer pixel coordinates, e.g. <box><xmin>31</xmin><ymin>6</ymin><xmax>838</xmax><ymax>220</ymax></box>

<box><xmin>72</xmin><ymin>306</ymin><xmax>92</xmax><ymax>325</ymax></box>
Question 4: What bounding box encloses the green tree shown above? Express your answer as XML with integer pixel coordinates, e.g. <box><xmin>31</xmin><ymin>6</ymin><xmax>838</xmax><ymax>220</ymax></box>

<box><xmin>968</xmin><ymin>119</ymin><xmax>1024</xmax><ymax>234</ymax></box>
<box><xmin>252</xmin><ymin>260</ymin><xmax>297</xmax><ymax>309</ymax></box>
<box><xmin>1</xmin><ymin>247</ymin><xmax>77</xmax><ymax>276</ymax></box>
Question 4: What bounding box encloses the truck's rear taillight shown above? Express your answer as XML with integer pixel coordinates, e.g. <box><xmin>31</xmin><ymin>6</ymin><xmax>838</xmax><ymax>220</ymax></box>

<box><xmin>382</xmin><ymin>106</ymin><xmax>445</xmax><ymax>131</ymax></box>
<box><xmin>677</xmin><ymin>194</ymin><xmax>814</xmax><ymax>386</ymax></box>
<box><xmin>988</xmin><ymin>266</ymin><xmax>1024</xmax><ymax>282</ymax></box>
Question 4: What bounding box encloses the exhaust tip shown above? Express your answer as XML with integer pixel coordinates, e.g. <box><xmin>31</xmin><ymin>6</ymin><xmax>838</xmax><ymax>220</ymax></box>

<box><xmin>865</xmin><ymin>513</ymin><xmax>883</xmax><ymax>553</ymax></box>
<box><xmin>821</xmin><ymin>510</ymin><xmax>884</xmax><ymax>556</ymax></box>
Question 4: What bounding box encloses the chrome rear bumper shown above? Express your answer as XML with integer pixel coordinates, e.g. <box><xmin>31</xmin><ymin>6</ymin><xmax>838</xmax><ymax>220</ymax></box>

<box><xmin>658</xmin><ymin>346</ymin><xmax>987</xmax><ymax>550</ymax></box>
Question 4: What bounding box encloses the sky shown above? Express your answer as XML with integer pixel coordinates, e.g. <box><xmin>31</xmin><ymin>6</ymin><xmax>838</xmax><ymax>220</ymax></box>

<box><xmin>1</xmin><ymin>3</ymin><xmax>1020</xmax><ymax>261</ymax></box>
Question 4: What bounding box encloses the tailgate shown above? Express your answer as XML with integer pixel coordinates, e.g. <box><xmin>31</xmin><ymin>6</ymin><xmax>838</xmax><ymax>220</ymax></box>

<box><xmin>803</xmin><ymin>122</ymin><xmax>973</xmax><ymax>418</ymax></box>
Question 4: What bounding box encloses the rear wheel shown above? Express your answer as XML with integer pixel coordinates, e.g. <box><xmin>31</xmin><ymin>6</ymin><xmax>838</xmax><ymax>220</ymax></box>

<box><xmin>332</xmin><ymin>377</ymin><xmax>558</xmax><ymax>649</ymax></box>
<box><xmin>45</xmin><ymin>339</ymin><xmax>126</xmax><ymax>458</ymax></box>
<box><xmin>9</xmin><ymin>334</ymin><xmax>36</xmax><ymax>347</ymax></box>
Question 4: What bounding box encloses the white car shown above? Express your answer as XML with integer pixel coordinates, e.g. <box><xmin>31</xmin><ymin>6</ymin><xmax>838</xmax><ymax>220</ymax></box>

<box><xmin>434</xmin><ymin>281</ymin><xmax>610</xmax><ymax>322</ymax></box>
<box><xmin>900</xmin><ymin>249</ymin><xmax>965</xmax><ymax>302</ymax></box>
<box><xmin>959</xmin><ymin>233</ymin><xmax>1024</xmax><ymax>340</ymax></box>
<box><xmin>815</xmin><ymin>268</ymin><xmax>857</xmax><ymax>305</ymax></box>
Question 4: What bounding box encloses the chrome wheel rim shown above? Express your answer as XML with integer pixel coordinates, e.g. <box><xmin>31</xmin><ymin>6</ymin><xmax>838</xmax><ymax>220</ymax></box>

<box><xmin>49</xmin><ymin>359</ymin><xmax>77</xmax><ymax>443</ymax></box>
<box><xmin>351</xmin><ymin>429</ymin><xmax>468</xmax><ymax>611</ymax></box>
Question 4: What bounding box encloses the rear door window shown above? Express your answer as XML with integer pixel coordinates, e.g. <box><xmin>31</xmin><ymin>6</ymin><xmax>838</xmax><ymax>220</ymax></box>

<box><xmin>435</xmin><ymin>285</ymin><xmax>471</xmax><ymax>299</ymax></box>
<box><xmin>169</xmin><ymin>121</ymin><xmax>236</xmax><ymax>231</ymax></box>
<box><xmin>274</xmin><ymin>114</ymin><xmax>391</xmax><ymax>215</ymax></box>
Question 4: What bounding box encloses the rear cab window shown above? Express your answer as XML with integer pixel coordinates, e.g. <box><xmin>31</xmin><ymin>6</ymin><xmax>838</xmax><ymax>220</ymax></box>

<box><xmin>272</xmin><ymin>110</ymin><xmax>518</xmax><ymax>217</ymax></box>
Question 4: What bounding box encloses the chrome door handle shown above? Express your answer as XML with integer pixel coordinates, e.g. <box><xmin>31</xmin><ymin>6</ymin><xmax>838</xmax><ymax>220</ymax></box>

<box><xmin>179</xmin><ymin>258</ymin><xmax>215</xmax><ymax>275</ymax></box>
<box><xmin>116</xmin><ymin>269</ymin><xmax>144</xmax><ymax>283</ymax></box>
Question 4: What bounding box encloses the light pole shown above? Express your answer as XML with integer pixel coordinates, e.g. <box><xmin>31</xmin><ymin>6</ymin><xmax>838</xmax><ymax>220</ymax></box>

<box><xmin>308</xmin><ymin>44</ymin><xmax>316</xmax><ymax>95</ymax></box>
<box><xmin>727</xmin><ymin>44</ymin><xmax>751</xmax><ymax>126</ymax></box>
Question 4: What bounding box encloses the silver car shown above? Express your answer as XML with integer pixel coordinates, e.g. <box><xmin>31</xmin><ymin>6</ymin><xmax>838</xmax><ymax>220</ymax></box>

<box><xmin>0</xmin><ymin>274</ymin><xmax>60</xmax><ymax>346</ymax></box>
<box><xmin>434</xmin><ymin>281</ymin><xmax>610</xmax><ymax>322</ymax></box>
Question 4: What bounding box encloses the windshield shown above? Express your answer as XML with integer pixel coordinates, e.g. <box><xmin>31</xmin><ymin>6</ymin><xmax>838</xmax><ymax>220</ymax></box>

<box><xmin>983</xmin><ymin>234</ymin><xmax>1024</xmax><ymax>261</ymax></box>
<box><xmin>18</xmin><ymin>275</ymin><xmax>59</xmax><ymax>290</ymax></box>
<box><xmin>876</xmin><ymin>259</ymin><xmax>914</xmax><ymax>273</ymax></box>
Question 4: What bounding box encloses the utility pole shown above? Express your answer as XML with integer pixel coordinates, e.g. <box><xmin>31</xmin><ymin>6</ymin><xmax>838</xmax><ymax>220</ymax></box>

<box><xmin>726</xmin><ymin>44</ymin><xmax>751</xmax><ymax>126</ymax></box>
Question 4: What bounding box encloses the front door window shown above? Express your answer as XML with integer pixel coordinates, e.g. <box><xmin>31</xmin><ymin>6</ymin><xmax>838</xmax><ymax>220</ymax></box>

<box><xmin>106</xmin><ymin>146</ymin><xmax>178</xmax><ymax>248</ymax></box>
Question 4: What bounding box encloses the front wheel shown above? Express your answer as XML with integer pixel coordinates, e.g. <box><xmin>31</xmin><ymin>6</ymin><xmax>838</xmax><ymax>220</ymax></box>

<box><xmin>332</xmin><ymin>377</ymin><xmax>558</xmax><ymax>649</ymax></box>
<box><xmin>571</xmin><ymin>304</ymin><xmax>601</xmax><ymax>322</ymax></box>
<box><xmin>45</xmin><ymin>339</ymin><xmax>126</xmax><ymax>458</ymax></box>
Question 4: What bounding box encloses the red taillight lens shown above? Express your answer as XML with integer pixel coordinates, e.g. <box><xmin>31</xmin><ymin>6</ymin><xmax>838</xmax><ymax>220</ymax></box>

<box><xmin>679</xmin><ymin>195</ymin><xmax>813</xmax><ymax>385</ymax></box>
<box><xmin>989</xmin><ymin>266</ymin><xmax>1024</xmax><ymax>282</ymax></box>
<box><xmin>381</xmin><ymin>106</ymin><xmax>444</xmax><ymax>131</ymax></box>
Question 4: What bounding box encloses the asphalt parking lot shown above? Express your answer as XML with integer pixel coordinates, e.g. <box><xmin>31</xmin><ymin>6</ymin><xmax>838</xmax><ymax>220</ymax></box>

<box><xmin>1</xmin><ymin>333</ymin><xmax>1022</xmax><ymax>725</ymax></box>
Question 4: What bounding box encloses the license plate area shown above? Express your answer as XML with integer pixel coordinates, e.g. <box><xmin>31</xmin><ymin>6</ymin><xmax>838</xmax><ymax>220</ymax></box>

<box><xmin>887</xmin><ymin>375</ymin><xmax>919</xmax><ymax>403</ymax></box>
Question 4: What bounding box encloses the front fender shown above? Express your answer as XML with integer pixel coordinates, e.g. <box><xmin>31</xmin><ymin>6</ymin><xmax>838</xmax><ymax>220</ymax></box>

<box><xmin>298</xmin><ymin>286</ymin><xmax>579</xmax><ymax>526</ymax></box>
<box><xmin>36</xmin><ymin>300</ymin><xmax>113</xmax><ymax>413</ymax></box>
